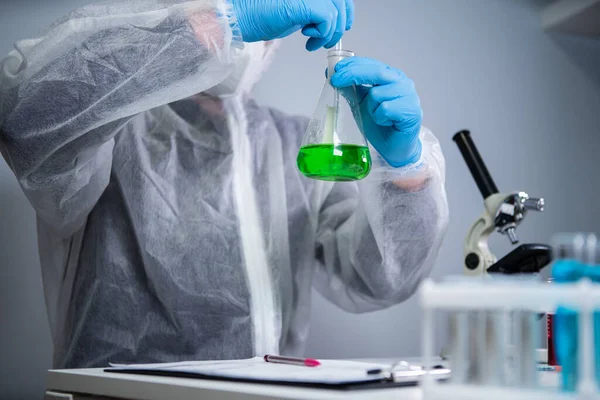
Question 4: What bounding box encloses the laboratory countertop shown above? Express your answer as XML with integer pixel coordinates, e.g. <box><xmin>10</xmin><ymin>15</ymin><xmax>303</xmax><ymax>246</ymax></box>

<box><xmin>45</xmin><ymin>357</ymin><xmax>561</xmax><ymax>400</ymax></box>
<box><xmin>46</xmin><ymin>366</ymin><xmax>423</xmax><ymax>400</ymax></box>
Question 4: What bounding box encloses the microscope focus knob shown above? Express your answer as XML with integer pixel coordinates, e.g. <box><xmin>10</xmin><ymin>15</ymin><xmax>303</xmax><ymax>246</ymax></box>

<box><xmin>465</xmin><ymin>253</ymin><xmax>480</xmax><ymax>270</ymax></box>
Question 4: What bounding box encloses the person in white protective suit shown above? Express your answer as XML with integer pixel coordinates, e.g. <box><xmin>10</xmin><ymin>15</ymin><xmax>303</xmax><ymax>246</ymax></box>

<box><xmin>0</xmin><ymin>0</ymin><xmax>449</xmax><ymax>368</ymax></box>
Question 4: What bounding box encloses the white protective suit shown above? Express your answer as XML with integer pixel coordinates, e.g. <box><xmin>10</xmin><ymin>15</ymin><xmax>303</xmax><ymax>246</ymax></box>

<box><xmin>0</xmin><ymin>0</ymin><xmax>449</xmax><ymax>368</ymax></box>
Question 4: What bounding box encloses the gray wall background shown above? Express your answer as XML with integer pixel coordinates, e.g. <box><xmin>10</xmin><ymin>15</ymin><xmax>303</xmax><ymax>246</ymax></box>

<box><xmin>1</xmin><ymin>0</ymin><xmax>599</xmax><ymax>399</ymax></box>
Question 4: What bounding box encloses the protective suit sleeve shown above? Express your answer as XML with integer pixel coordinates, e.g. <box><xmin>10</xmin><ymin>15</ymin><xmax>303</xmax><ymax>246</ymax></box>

<box><xmin>312</xmin><ymin>127</ymin><xmax>449</xmax><ymax>313</ymax></box>
<box><xmin>0</xmin><ymin>0</ymin><xmax>243</xmax><ymax>237</ymax></box>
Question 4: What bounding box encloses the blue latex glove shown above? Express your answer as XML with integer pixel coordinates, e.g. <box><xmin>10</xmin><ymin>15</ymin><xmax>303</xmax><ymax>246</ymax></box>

<box><xmin>330</xmin><ymin>57</ymin><xmax>423</xmax><ymax>168</ymax></box>
<box><xmin>231</xmin><ymin>0</ymin><xmax>354</xmax><ymax>51</ymax></box>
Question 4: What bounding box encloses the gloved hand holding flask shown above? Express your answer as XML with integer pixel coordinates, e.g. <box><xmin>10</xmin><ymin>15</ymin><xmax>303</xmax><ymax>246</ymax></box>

<box><xmin>331</xmin><ymin>57</ymin><xmax>423</xmax><ymax>168</ymax></box>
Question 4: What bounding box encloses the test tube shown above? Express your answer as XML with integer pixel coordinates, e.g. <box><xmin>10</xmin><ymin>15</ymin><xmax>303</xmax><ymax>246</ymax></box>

<box><xmin>474</xmin><ymin>310</ymin><xmax>488</xmax><ymax>384</ymax></box>
<box><xmin>448</xmin><ymin>311</ymin><xmax>469</xmax><ymax>384</ymax></box>
<box><xmin>511</xmin><ymin>310</ymin><xmax>522</xmax><ymax>386</ymax></box>
<box><xmin>467</xmin><ymin>311</ymin><xmax>486</xmax><ymax>384</ymax></box>
<box><xmin>591</xmin><ymin>235</ymin><xmax>600</xmax><ymax>392</ymax></box>
<box><xmin>552</xmin><ymin>233</ymin><xmax>586</xmax><ymax>392</ymax></box>
<box><xmin>483</xmin><ymin>310</ymin><xmax>506</xmax><ymax>386</ymax></box>
<box><xmin>583</xmin><ymin>234</ymin><xmax>600</xmax><ymax>394</ymax></box>
<box><xmin>509</xmin><ymin>309</ymin><xmax>538</xmax><ymax>388</ymax></box>
<box><xmin>517</xmin><ymin>311</ymin><xmax>538</xmax><ymax>388</ymax></box>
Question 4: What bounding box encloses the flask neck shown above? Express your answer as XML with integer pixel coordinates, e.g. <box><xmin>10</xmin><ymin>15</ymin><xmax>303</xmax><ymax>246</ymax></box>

<box><xmin>327</xmin><ymin>49</ymin><xmax>355</xmax><ymax>82</ymax></box>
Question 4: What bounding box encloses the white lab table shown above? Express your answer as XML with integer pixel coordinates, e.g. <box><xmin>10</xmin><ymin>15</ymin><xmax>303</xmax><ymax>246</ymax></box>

<box><xmin>45</xmin><ymin>367</ymin><xmax>423</xmax><ymax>400</ymax></box>
<box><xmin>44</xmin><ymin>359</ymin><xmax>562</xmax><ymax>400</ymax></box>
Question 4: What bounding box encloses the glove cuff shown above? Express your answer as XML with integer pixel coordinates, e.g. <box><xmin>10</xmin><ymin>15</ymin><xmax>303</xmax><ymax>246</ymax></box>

<box><xmin>384</xmin><ymin>139</ymin><xmax>422</xmax><ymax>168</ymax></box>
<box><xmin>227</xmin><ymin>0</ymin><xmax>250</xmax><ymax>42</ymax></box>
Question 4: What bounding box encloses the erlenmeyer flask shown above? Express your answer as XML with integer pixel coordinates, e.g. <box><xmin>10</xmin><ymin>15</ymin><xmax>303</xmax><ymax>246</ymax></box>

<box><xmin>297</xmin><ymin>47</ymin><xmax>371</xmax><ymax>182</ymax></box>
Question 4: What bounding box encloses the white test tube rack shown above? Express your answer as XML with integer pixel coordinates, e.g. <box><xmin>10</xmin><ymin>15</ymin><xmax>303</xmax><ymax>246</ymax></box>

<box><xmin>420</xmin><ymin>278</ymin><xmax>600</xmax><ymax>400</ymax></box>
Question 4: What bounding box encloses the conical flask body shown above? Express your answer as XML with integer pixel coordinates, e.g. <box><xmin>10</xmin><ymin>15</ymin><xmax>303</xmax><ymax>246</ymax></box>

<box><xmin>297</xmin><ymin>50</ymin><xmax>371</xmax><ymax>182</ymax></box>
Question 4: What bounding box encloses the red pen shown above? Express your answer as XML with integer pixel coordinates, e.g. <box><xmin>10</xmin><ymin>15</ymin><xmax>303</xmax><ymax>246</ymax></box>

<box><xmin>263</xmin><ymin>354</ymin><xmax>321</xmax><ymax>367</ymax></box>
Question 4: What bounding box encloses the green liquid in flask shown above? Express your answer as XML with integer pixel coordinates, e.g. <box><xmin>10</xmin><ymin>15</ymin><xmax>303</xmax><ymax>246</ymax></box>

<box><xmin>297</xmin><ymin>144</ymin><xmax>372</xmax><ymax>182</ymax></box>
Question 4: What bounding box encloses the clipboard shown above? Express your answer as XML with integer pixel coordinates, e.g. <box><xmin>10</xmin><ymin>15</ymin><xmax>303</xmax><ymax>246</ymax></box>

<box><xmin>105</xmin><ymin>358</ymin><xmax>450</xmax><ymax>391</ymax></box>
